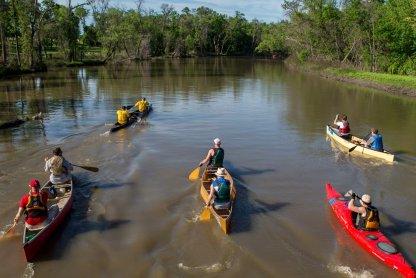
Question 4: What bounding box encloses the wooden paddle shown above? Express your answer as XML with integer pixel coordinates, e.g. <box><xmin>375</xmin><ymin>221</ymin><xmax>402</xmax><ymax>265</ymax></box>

<box><xmin>72</xmin><ymin>164</ymin><xmax>99</xmax><ymax>172</ymax></box>
<box><xmin>199</xmin><ymin>206</ymin><xmax>211</xmax><ymax>221</ymax></box>
<box><xmin>188</xmin><ymin>166</ymin><xmax>201</xmax><ymax>181</ymax></box>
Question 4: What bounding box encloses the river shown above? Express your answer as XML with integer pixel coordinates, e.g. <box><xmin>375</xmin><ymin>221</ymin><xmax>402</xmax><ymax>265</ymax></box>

<box><xmin>0</xmin><ymin>58</ymin><xmax>415</xmax><ymax>277</ymax></box>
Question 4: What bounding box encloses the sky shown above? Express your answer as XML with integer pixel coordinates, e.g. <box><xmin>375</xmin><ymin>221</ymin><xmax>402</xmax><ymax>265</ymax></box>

<box><xmin>59</xmin><ymin>0</ymin><xmax>285</xmax><ymax>23</ymax></box>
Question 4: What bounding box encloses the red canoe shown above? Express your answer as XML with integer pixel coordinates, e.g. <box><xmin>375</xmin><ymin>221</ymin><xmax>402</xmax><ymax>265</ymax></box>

<box><xmin>326</xmin><ymin>183</ymin><xmax>415</xmax><ymax>277</ymax></box>
<box><xmin>23</xmin><ymin>179</ymin><xmax>73</xmax><ymax>261</ymax></box>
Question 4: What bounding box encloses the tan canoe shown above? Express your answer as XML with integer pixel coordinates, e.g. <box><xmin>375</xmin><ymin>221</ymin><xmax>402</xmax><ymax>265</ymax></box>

<box><xmin>200</xmin><ymin>167</ymin><xmax>236</xmax><ymax>234</ymax></box>
<box><xmin>326</xmin><ymin>125</ymin><xmax>394</xmax><ymax>163</ymax></box>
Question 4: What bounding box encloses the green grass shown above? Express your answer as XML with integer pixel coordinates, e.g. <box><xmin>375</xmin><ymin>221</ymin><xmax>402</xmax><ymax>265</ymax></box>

<box><xmin>326</xmin><ymin>68</ymin><xmax>416</xmax><ymax>89</ymax></box>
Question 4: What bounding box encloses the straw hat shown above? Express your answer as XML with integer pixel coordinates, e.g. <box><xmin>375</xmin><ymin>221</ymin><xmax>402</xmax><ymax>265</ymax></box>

<box><xmin>215</xmin><ymin>168</ymin><xmax>226</xmax><ymax>177</ymax></box>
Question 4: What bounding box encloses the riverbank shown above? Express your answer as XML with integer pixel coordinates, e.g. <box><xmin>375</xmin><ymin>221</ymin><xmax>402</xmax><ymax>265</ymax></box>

<box><xmin>0</xmin><ymin>59</ymin><xmax>105</xmax><ymax>79</ymax></box>
<box><xmin>284</xmin><ymin>59</ymin><xmax>416</xmax><ymax>97</ymax></box>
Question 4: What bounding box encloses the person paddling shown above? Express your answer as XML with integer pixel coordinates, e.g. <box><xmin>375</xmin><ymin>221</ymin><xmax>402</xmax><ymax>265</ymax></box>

<box><xmin>206</xmin><ymin>168</ymin><xmax>231</xmax><ymax>209</ymax></box>
<box><xmin>45</xmin><ymin>147</ymin><xmax>73</xmax><ymax>186</ymax></box>
<box><xmin>135</xmin><ymin>97</ymin><xmax>150</xmax><ymax>113</ymax></box>
<box><xmin>199</xmin><ymin>138</ymin><xmax>224</xmax><ymax>169</ymax></box>
<box><xmin>333</xmin><ymin>114</ymin><xmax>351</xmax><ymax>139</ymax></box>
<box><xmin>345</xmin><ymin>190</ymin><xmax>380</xmax><ymax>231</ymax></box>
<box><xmin>115</xmin><ymin>106</ymin><xmax>130</xmax><ymax>126</ymax></box>
<box><xmin>362</xmin><ymin>128</ymin><xmax>384</xmax><ymax>152</ymax></box>
<box><xmin>12</xmin><ymin>179</ymin><xmax>49</xmax><ymax>230</ymax></box>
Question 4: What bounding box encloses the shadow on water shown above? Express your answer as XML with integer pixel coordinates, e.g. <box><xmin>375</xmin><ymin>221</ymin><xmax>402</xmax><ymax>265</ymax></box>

<box><xmin>35</xmin><ymin>172</ymin><xmax>131</xmax><ymax>262</ymax></box>
<box><xmin>225</xmin><ymin>162</ymin><xmax>289</xmax><ymax>234</ymax></box>
<box><xmin>382</xmin><ymin>211</ymin><xmax>416</xmax><ymax>236</ymax></box>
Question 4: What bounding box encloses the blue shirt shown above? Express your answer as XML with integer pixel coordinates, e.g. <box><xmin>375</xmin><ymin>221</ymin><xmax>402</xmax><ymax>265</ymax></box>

<box><xmin>367</xmin><ymin>134</ymin><xmax>383</xmax><ymax>151</ymax></box>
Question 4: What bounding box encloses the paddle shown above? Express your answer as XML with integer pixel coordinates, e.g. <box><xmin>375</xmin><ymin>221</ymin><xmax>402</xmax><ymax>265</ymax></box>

<box><xmin>188</xmin><ymin>166</ymin><xmax>201</xmax><ymax>181</ymax></box>
<box><xmin>1</xmin><ymin>224</ymin><xmax>16</xmax><ymax>239</ymax></box>
<box><xmin>199</xmin><ymin>206</ymin><xmax>211</xmax><ymax>221</ymax></box>
<box><xmin>71</xmin><ymin>164</ymin><xmax>99</xmax><ymax>172</ymax></box>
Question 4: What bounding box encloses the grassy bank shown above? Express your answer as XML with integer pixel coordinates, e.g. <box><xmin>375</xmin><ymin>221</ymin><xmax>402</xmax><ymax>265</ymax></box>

<box><xmin>285</xmin><ymin>58</ymin><xmax>416</xmax><ymax>97</ymax></box>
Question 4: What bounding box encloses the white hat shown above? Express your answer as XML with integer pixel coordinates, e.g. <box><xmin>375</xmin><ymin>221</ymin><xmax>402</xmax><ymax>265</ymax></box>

<box><xmin>213</xmin><ymin>138</ymin><xmax>221</xmax><ymax>145</ymax></box>
<box><xmin>361</xmin><ymin>194</ymin><xmax>371</xmax><ymax>204</ymax></box>
<box><xmin>215</xmin><ymin>168</ymin><xmax>226</xmax><ymax>177</ymax></box>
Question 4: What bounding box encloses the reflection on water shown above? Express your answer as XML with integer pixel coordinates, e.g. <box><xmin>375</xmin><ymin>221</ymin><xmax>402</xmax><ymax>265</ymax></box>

<box><xmin>0</xmin><ymin>58</ymin><xmax>415</xmax><ymax>277</ymax></box>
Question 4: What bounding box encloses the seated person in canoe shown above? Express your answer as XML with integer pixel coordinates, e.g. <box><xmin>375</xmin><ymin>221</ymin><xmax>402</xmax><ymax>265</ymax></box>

<box><xmin>115</xmin><ymin>106</ymin><xmax>130</xmax><ymax>126</ymax></box>
<box><xmin>199</xmin><ymin>138</ymin><xmax>224</xmax><ymax>169</ymax></box>
<box><xmin>333</xmin><ymin>114</ymin><xmax>351</xmax><ymax>139</ymax></box>
<box><xmin>362</xmin><ymin>128</ymin><xmax>384</xmax><ymax>152</ymax></box>
<box><xmin>206</xmin><ymin>168</ymin><xmax>231</xmax><ymax>209</ymax></box>
<box><xmin>12</xmin><ymin>179</ymin><xmax>50</xmax><ymax>230</ymax></box>
<box><xmin>44</xmin><ymin>147</ymin><xmax>73</xmax><ymax>191</ymax></box>
<box><xmin>345</xmin><ymin>190</ymin><xmax>380</xmax><ymax>231</ymax></box>
<box><xmin>135</xmin><ymin>97</ymin><xmax>150</xmax><ymax>113</ymax></box>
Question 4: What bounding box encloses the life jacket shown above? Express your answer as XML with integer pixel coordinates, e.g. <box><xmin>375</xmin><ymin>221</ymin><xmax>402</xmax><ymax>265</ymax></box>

<box><xmin>117</xmin><ymin>110</ymin><xmax>128</xmax><ymax>124</ymax></box>
<box><xmin>370</xmin><ymin>134</ymin><xmax>383</xmax><ymax>151</ymax></box>
<box><xmin>209</xmin><ymin>148</ymin><xmax>224</xmax><ymax>167</ymax></box>
<box><xmin>25</xmin><ymin>193</ymin><xmax>48</xmax><ymax>219</ymax></box>
<box><xmin>214</xmin><ymin>177</ymin><xmax>230</xmax><ymax>203</ymax></box>
<box><xmin>356</xmin><ymin>206</ymin><xmax>380</xmax><ymax>231</ymax></box>
<box><xmin>50</xmin><ymin>156</ymin><xmax>65</xmax><ymax>175</ymax></box>
<box><xmin>339</xmin><ymin>121</ymin><xmax>350</xmax><ymax>135</ymax></box>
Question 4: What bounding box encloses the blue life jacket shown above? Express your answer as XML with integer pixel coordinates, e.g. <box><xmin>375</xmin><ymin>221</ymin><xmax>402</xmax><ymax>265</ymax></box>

<box><xmin>370</xmin><ymin>134</ymin><xmax>383</xmax><ymax>151</ymax></box>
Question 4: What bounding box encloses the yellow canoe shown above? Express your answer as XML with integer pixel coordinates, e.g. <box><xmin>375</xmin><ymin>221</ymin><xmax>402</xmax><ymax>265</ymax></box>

<box><xmin>200</xmin><ymin>167</ymin><xmax>236</xmax><ymax>234</ymax></box>
<box><xmin>326</xmin><ymin>125</ymin><xmax>394</xmax><ymax>163</ymax></box>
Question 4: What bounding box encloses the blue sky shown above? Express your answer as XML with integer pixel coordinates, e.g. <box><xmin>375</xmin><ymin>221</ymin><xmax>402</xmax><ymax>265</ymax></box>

<box><xmin>59</xmin><ymin>0</ymin><xmax>285</xmax><ymax>23</ymax></box>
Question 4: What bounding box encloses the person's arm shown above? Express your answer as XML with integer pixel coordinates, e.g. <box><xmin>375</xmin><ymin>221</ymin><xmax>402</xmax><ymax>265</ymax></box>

<box><xmin>365</xmin><ymin>136</ymin><xmax>374</xmax><ymax>147</ymax></box>
<box><xmin>206</xmin><ymin>184</ymin><xmax>215</xmax><ymax>206</ymax></box>
<box><xmin>348</xmin><ymin>199</ymin><xmax>364</xmax><ymax>214</ymax></box>
<box><xmin>199</xmin><ymin>149</ymin><xmax>214</xmax><ymax>166</ymax></box>
<box><xmin>13</xmin><ymin>207</ymin><xmax>24</xmax><ymax>226</ymax></box>
<box><xmin>333</xmin><ymin>114</ymin><xmax>339</xmax><ymax>125</ymax></box>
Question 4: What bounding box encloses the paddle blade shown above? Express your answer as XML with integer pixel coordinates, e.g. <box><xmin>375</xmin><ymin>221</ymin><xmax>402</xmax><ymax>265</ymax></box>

<box><xmin>199</xmin><ymin>207</ymin><xmax>211</xmax><ymax>221</ymax></box>
<box><xmin>188</xmin><ymin>166</ymin><xmax>200</xmax><ymax>181</ymax></box>
<box><xmin>1</xmin><ymin>225</ymin><xmax>16</xmax><ymax>240</ymax></box>
<box><xmin>349</xmin><ymin>145</ymin><xmax>357</xmax><ymax>152</ymax></box>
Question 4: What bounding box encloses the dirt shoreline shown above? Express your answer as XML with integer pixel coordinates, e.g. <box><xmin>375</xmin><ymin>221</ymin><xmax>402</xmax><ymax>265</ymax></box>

<box><xmin>284</xmin><ymin>60</ymin><xmax>416</xmax><ymax>98</ymax></box>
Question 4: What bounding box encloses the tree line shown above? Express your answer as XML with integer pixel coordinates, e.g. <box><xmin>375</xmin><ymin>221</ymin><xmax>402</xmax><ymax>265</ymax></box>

<box><xmin>0</xmin><ymin>0</ymin><xmax>415</xmax><ymax>75</ymax></box>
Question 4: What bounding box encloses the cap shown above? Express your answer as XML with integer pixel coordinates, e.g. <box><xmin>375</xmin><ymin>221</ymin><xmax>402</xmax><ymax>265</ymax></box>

<box><xmin>213</xmin><ymin>138</ymin><xmax>221</xmax><ymax>145</ymax></box>
<box><xmin>29</xmin><ymin>179</ymin><xmax>40</xmax><ymax>188</ymax></box>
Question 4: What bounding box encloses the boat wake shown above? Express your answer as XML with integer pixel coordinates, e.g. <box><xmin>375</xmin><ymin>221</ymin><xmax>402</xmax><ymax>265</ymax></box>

<box><xmin>328</xmin><ymin>264</ymin><xmax>374</xmax><ymax>278</ymax></box>
<box><xmin>178</xmin><ymin>260</ymin><xmax>232</xmax><ymax>273</ymax></box>
<box><xmin>23</xmin><ymin>263</ymin><xmax>35</xmax><ymax>278</ymax></box>
<box><xmin>185</xmin><ymin>210</ymin><xmax>201</xmax><ymax>223</ymax></box>
<box><xmin>100</xmin><ymin>131</ymin><xmax>110</xmax><ymax>137</ymax></box>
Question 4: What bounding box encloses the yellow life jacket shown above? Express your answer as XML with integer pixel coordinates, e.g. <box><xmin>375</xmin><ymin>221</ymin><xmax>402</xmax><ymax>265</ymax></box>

<box><xmin>136</xmin><ymin>100</ymin><xmax>148</xmax><ymax>112</ymax></box>
<box><xmin>50</xmin><ymin>156</ymin><xmax>64</xmax><ymax>175</ymax></box>
<box><xmin>117</xmin><ymin>110</ymin><xmax>129</xmax><ymax>125</ymax></box>
<box><xmin>357</xmin><ymin>206</ymin><xmax>380</xmax><ymax>231</ymax></box>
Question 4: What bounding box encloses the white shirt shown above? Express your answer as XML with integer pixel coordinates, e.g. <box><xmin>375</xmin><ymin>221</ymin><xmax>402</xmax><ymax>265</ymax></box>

<box><xmin>45</xmin><ymin>157</ymin><xmax>73</xmax><ymax>184</ymax></box>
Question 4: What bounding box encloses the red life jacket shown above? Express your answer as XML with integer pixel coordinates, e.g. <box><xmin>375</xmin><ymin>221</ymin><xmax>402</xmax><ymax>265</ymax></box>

<box><xmin>339</xmin><ymin>121</ymin><xmax>350</xmax><ymax>135</ymax></box>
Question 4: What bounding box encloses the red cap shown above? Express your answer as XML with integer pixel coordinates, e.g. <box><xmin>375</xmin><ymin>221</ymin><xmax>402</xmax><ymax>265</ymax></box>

<box><xmin>29</xmin><ymin>179</ymin><xmax>40</xmax><ymax>187</ymax></box>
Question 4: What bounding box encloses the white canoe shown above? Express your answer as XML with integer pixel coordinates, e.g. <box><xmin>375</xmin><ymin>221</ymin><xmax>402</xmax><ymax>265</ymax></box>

<box><xmin>326</xmin><ymin>125</ymin><xmax>394</xmax><ymax>163</ymax></box>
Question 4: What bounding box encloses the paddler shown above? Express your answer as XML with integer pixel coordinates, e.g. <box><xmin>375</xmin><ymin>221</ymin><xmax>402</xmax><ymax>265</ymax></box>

<box><xmin>345</xmin><ymin>191</ymin><xmax>380</xmax><ymax>231</ymax></box>
<box><xmin>115</xmin><ymin>106</ymin><xmax>130</xmax><ymax>125</ymax></box>
<box><xmin>44</xmin><ymin>147</ymin><xmax>73</xmax><ymax>186</ymax></box>
<box><xmin>206</xmin><ymin>168</ymin><xmax>231</xmax><ymax>209</ymax></box>
<box><xmin>199</xmin><ymin>138</ymin><xmax>224</xmax><ymax>168</ymax></box>
<box><xmin>362</xmin><ymin>128</ymin><xmax>383</xmax><ymax>152</ymax></box>
<box><xmin>333</xmin><ymin>114</ymin><xmax>351</xmax><ymax>139</ymax></box>
<box><xmin>134</xmin><ymin>97</ymin><xmax>150</xmax><ymax>113</ymax></box>
<box><xmin>12</xmin><ymin>179</ymin><xmax>49</xmax><ymax>230</ymax></box>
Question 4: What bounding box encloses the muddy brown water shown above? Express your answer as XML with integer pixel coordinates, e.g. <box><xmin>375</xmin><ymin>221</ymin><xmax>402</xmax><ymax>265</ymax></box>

<box><xmin>0</xmin><ymin>58</ymin><xmax>415</xmax><ymax>277</ymax></box>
